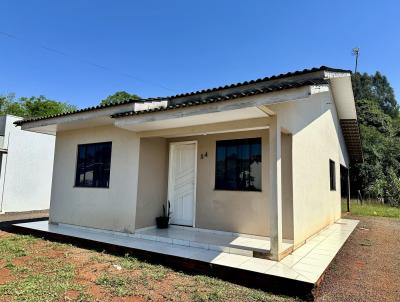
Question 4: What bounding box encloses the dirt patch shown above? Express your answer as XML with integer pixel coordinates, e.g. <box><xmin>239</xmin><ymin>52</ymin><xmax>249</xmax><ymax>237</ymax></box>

<box><xmin>11</xmin><ymin>255</ymin><xmax>32</xmax><ymax>266</ymax></box>
<box><xmin>111</xmin><ymin>297</ymin><xmax>147</xmax><ymax>302</ymax></box>
<box><xmin>64</xmin><ymin>289</ymin><xmax>80</xmax><ymax>300</ymax></box>
<box><xmin>81</xmin><ymin>283</ymin><xmax>108</xmax><ymax>301</ymax></box>
<box><xmin>76</xmin><ymin>262</ymin><xmax>110</xmax><ymax>283</ymax></box>
<box><xmin>314</xmin><ymin>216</ymin><xmax>400</xmax><ymax>302</ymax></box>
<box><xmin>0</xmin><ymin>268</ymin><xmax>14</xmax><ymax>284</ymax></box>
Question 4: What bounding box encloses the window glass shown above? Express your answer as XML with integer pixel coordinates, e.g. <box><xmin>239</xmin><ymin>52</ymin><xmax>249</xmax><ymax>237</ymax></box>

<box><xmin>75</xmin><ymin>142</ymin><xmax>112</xmax><ymax>188</ymax></box>
<box><xmin>215</xmin><ymin>138</ymin><xmax>261</xmax><ymax>191</ymax></box>
<box><xmin>329</xmin><ymin>159</ymin><xmax>336</xmax><ymax>191</ymax></box>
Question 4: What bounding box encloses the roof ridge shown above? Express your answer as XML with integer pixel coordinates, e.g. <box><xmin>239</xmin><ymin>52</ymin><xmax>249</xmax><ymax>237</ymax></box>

<box><xmin>163</xmin><ymin>65</ymin><xmax>350</xmax><ymax>100</ymax></box>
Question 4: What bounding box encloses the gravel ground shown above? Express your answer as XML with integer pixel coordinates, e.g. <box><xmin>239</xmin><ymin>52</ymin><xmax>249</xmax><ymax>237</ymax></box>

<box><xmin>313</xmin><ymin>215</ymin><xmax>400</xmax><ymax>302</ymax></box>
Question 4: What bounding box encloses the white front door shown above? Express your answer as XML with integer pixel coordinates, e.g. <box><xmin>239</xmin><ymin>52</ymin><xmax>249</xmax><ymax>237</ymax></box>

<box><xmin>168</xmin><ymin>141</ymin><xmax>197</xmax><ymax>226</ymax></box>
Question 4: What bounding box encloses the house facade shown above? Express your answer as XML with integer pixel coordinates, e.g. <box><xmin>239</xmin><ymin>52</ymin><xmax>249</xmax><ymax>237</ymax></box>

<box><xmin>0</xmin><ymin>115</ymin><xmax>55</xmax><ymax>213</ymax></box>
<box><xmin>16</xmin><ymin>66</ymin><xmax>362</xmax><ymax>261</ymax></box>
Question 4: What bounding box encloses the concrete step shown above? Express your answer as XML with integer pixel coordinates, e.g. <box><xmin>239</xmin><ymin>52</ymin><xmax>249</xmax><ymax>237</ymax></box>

<box><xmin>134</xmin><ymin>225</ymin><xmax>293</xmax><ymax>258</ymax></box>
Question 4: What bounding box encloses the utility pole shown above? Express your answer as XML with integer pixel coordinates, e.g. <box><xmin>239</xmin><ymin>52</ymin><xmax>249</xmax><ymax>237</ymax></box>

<box><xmin>352</xmin><ymin>47</ymin><xmax>360</xmax><ymax>73</ymax></box>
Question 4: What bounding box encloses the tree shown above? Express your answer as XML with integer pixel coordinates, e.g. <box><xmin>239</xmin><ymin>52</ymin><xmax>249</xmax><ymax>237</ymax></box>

<box><xmin>352</xmin><ymin>72</ymin><xmax>398</xmax><ymax>118</ymax></box>
<box><xmin>351</xmin><ymin>72</ymin><xmax>400</xmax><ymax>206</ymax></box>
<box><xmin>0</xmin><ymin>94</ymin><xmax>25</xmax><ymax>116</ymax></box>
<box><xmin>100</xmin><ymin>91</ymin><xmax>140</xmax><ymax>106</ymax></box>
<box><xmin>0</xmin><ymin>94</ymin><xmax>76</xmax><ymax>119</ymax></box>
<box><xmin>385</xmin><ymin>168</ymin><xmax>400</xmax><ymax>207</ymax></box>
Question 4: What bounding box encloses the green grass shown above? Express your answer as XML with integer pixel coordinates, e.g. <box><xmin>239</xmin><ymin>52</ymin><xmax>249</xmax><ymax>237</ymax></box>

<box><xmin>0</xmin><ymin>235</ymin><xmax>37</xmax><ymax>262</ymax></box>
<box><xmin>0</xmin><ymin>234</ymin><xmax>301</xmax><ymax>302</ymax></box>
<box><xmin>342</xmin><ymin>199</ymin><xmax>400</xmax><ymax>218</ymax></box>
<box><xmin>96</xmin><ymin>275</ymin><xmax>131</xmax><ymax>297</ymax></box>
<box><xmin>0</xmin><ymin>236</ymin><xmax>90</xmax><ymax>302</ymax></box>
<box><xmin>0</xmin><ymin>258</ymin><xmax>81</xmax><ymax>302</ymax></box>
<box><xmin>184</xmin><ymin>274</ymin><xmax>298</xmax><ymax>302</ymax></box>
<box><xmin>91</xmin><ymin>253</ymin><xmax>301</xmax><ymax>302</ymax></box>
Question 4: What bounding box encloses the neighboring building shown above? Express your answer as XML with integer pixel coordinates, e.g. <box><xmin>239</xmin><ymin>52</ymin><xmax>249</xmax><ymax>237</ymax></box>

<box><xmin>0</xmin><ymin>115</ymin><xmax>55</xmax><ymax>213</ymax></box>
<box><xmin>15</xmin><ymin>66</ymin><xmax>362</xmax><ymax>261</ymax></box>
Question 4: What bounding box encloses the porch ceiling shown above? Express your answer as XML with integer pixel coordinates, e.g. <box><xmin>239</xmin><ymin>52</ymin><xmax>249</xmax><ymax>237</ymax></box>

<box><xmin>135</xmin><ymin>117</ymin><xmax>270</xmax><ymax>138</ymax></box>
<box><xmin>23</xmin><ymin>116</ymin><xmax>114</xmax><ymax>135</ymax></box>
<box><xmin>114</xmin><ymin>106</ymin><xmax>267</xmax><ymax>132</ymax></box>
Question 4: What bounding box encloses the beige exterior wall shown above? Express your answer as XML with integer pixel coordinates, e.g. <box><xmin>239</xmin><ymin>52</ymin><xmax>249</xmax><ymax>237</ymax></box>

<box><xmin>270</xmin><ymin>91</ymin><xmax>346</xmax><ymax>246</ymax></box>
<box><xmin>169</xmin><ymin>130</ymin><xmax>271</xmax><ymax>237</ymax></box>
<box><xmin>134</xmin><ymin>129</ymin><xmax>293</xmax><ymax>238</ymax></box>
<box><xmin>49</xmin><ymin>123</ymin><xmax>292</xmax><ymax>238</ymax></box>
<box><xmin>281</xmin><ymin>133</ymin><xmax>294</xmax><ymax>240</ymax></box>
<box><xmin>49</xmin><ymin>125</ymin><xmax>140</xmax><ymax>233</ymax></box>
<box><xmin>135</xmin><ymin>137</ymin><xmax>168</xmax><ymax>229</ymax></box>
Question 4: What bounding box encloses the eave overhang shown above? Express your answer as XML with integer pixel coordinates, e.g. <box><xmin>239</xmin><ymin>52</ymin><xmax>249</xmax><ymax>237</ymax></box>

<box><xmin>340</xmin><ymin>119</ymin><xmax>364</xmax><ymax>163</ymax></box>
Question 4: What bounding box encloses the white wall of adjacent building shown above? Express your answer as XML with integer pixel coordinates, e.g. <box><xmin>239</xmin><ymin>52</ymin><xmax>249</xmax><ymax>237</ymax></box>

<box><xmin>0</xmin><ymin>115</ymin><xmax>55</xmax><ymax>213</ymax></box>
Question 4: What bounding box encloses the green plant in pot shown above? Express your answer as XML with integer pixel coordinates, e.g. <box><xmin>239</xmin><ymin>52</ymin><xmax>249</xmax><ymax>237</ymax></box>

<box><xmin>156</xmin><ymin>201</ymin><xmax>171</xmax><ymax>229</ymax></box>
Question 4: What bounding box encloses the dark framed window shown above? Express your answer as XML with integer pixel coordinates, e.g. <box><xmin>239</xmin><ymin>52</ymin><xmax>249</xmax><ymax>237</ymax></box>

<box><xmin>215</xmin><ymin>138</ymin><xmax>262</xmax><ymax>191</ymax></box>
<box><xmin>75</xmin><ymin>142</ymin><xmax>112</xmax><ymax>188</ymax></box>
<box><xmin>329</xmin><ymin>159</ymin><xmax>336</xmax><ymax>191</ymax></box>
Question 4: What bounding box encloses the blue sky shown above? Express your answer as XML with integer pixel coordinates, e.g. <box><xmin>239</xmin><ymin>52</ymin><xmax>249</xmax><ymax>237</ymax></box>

<box><xmin>1</xmin><ymin>1</ymin><xmax>399</xmax><ymax>108</ymax></box>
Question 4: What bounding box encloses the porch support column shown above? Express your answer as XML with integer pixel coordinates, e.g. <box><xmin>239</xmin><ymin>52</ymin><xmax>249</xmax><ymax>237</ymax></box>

<box><xmin>269</xmin><ymin>115</ymin><xmax>283</xmax><ymax>261</ymax></box>
<box><xmin>346</xmin><ymin>168</ymin><xmax>351</xmax><ymax>212</ymax></box>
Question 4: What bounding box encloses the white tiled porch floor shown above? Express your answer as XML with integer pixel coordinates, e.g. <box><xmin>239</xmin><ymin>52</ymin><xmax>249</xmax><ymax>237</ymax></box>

<box><xmin>14</xmin><ymin>218</ymin><xmax>358</xmax><ymax>284</ymax></box>
<box><xmin>134</xmin><ymin>225</ymin><xmax>293</xmax><ymax>257</ymax></box>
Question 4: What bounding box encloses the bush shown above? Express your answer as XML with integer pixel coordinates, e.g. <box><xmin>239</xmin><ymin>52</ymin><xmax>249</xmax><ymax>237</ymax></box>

<box><xmin>385</xmin><ymin>168</ymin><xmax>400</xmax><ymax>207</ymax></box>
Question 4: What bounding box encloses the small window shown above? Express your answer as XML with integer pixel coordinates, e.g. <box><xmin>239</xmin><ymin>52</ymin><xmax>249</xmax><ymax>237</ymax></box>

<box><xmin>329</xmin><ymin>159</ymin><xmax>336</xmax><ymax>191</ymax></box>
<box><xmin>75</xmin><ymin>142</ymin><xmax>112</xmax><ymax>188</ymax></box>
<box><xmin>215</xmin><ymin>138</ymin><xmax>262</xmax><ymax>191</ymax></box>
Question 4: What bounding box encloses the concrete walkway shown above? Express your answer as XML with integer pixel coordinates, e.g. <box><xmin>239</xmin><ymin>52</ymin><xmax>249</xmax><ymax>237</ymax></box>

<box><xmin>14</xmin><ymin>218</ymin><xmax>358</xmax><ymax>285</ymax></box>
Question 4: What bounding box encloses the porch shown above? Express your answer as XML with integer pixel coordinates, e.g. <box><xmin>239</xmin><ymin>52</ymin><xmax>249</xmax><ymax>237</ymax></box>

<box><xmin>13</xmin><ymin>218</ymin><xmax>359</xmax><ymax>294</ymax></box>
<box><xmin>132</xmin><ymin>111</ymin><xmax>294</xmax><ymax>261</ymax></box>
<box><xmin>129</xmin><ymin>102</ymin><xmax>294</xmax><ymax>260</ymax></box>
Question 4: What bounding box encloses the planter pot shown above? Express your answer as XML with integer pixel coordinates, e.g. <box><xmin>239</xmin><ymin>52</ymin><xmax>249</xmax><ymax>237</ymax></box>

<box><xmin>156</xmin><ymin>216</ymin><xmax>169</xmax><ymax>229</ymax></box>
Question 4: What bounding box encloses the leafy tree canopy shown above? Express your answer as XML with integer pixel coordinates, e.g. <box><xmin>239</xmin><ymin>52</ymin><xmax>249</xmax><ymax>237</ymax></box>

<box><xmin>100</xmin><ymin>91</ymin><xmax>140</xmax><ymax>106</ymax></box>
<box><xmin>352</xmin><ymin>72</ymin><xmax>398</xmax><ymax>118</ymax></box>
<box><xmin>0</xmin><ymin>94</ymin><xmax>77</xmax><ymax>119</ymax></box>
<box><xmin>352</xmin><ymin>71</ymin><xmax>400</xmax><ymax>206</ymax></box>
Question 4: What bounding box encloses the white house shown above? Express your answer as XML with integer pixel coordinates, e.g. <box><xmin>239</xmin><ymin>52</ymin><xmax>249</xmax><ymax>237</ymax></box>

<box><xmin>15</xmin><ymin>66</ymin><xmax>362</xmax><ymax>266</ymax></box>
<box><xmin>0</xmin><ymin>115</ymin><xmax>55</xmax><ymax>214</ymax></box>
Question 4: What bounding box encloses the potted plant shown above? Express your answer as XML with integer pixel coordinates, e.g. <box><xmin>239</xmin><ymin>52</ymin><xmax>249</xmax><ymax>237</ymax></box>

<box><xmin>156</xmin><ymin>201</ymin><xmax>171</xmax><ymax>229</ymax></box>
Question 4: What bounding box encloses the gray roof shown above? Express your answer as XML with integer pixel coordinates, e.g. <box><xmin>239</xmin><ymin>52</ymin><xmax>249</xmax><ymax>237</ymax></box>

<box><xmin>14</xmin><ymin>66</ymin><xmax>349</xmax><ymax>126</ymax></box>
<box><xmin>112</xmin><ymin>78</ymin><xmax>328</xmax><ymax>118</ymax></box>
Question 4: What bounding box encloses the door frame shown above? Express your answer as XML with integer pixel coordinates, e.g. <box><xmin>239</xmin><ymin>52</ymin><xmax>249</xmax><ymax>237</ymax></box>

<box><xmin>167</xmin><ymin>140</ymin><xmax>198</xmax><ymax>227</ymax></box>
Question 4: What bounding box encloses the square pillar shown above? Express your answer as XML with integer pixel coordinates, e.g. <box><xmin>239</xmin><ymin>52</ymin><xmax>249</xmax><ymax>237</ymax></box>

<box><xmin>269</xmin><ymin>115</ymin><xmax>283</xmax><ymax>260</ymax></box>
